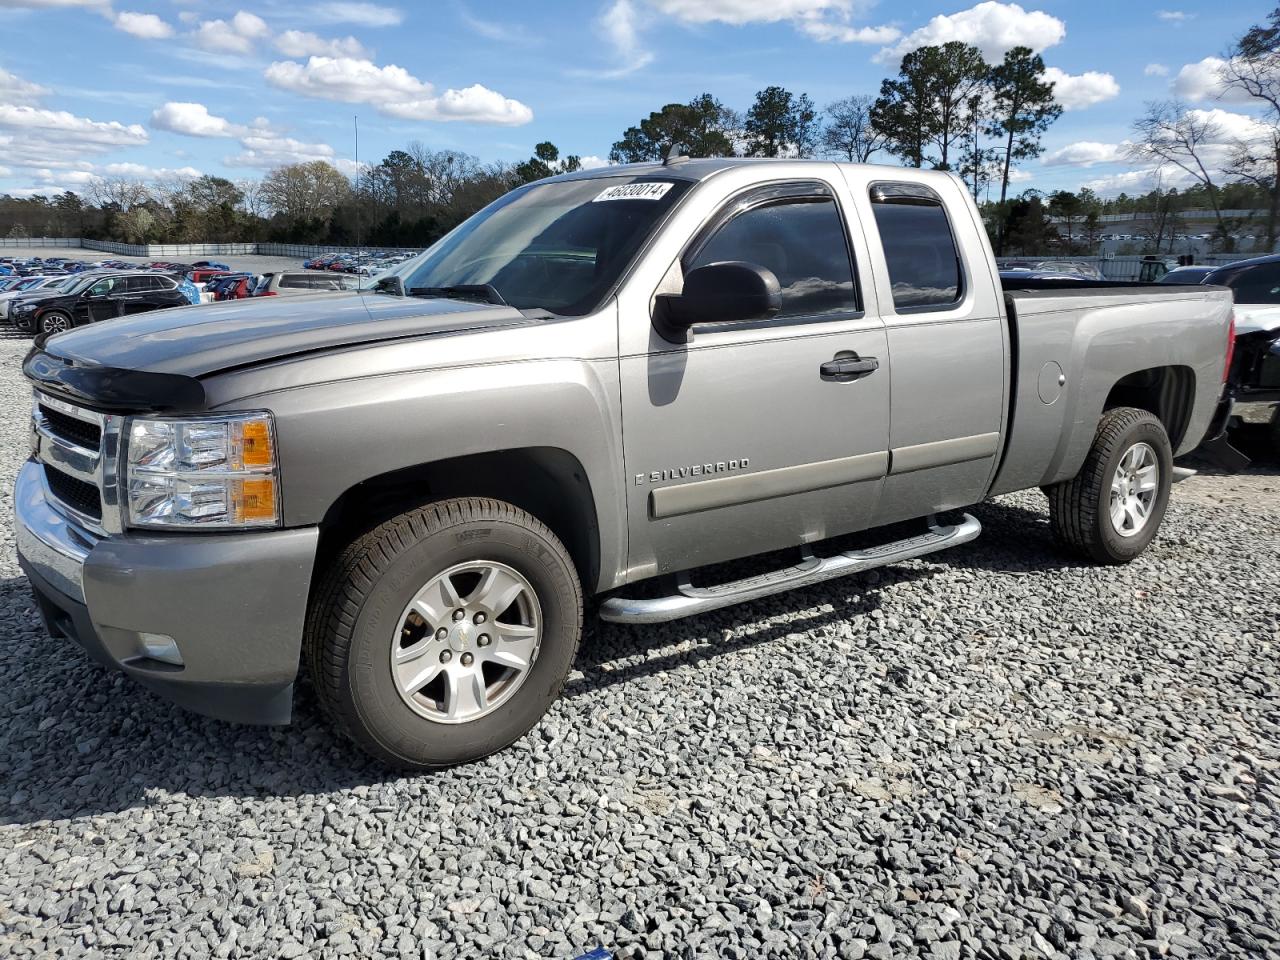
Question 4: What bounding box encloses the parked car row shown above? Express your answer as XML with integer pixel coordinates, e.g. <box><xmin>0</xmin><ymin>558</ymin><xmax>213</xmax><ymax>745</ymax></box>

<box><xmin>303</xmin><ymin>250</ymin><xmax>416</xmax><ymax>276</ymax></box>
<box><xmin>1</xmin><ymin>266</ymin><xmax>366</xmax><ymax>336</ymax></box>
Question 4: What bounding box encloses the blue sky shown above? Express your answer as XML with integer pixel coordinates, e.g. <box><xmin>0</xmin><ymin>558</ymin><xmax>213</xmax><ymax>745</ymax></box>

<box><xmin>0</xmin><ymin>0</ymin><xmax>1271</xmax><ymax>200</ymax></box>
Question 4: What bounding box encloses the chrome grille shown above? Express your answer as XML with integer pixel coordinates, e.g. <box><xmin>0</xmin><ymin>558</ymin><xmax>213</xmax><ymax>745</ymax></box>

<box><xmin>32</xmin><ymin>392</ymin><xmax>124</xmax><ymax>535</ymax></box>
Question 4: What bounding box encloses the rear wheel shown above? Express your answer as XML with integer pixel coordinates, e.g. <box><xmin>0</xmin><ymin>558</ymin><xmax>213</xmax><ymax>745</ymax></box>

<box><xmin>305</xmin><ymin>497</ymin><xmax>582</xmax><ymax>769</ymax></box>
<box><xmin>39</xmin><ymin>311</ymin><xmax>72</xmax><ymax>335</ymax></box>
<box><xmin>1045</xmin><ymin>407</ymin><xmax>1173</xmax><ymax>564</ymax></box>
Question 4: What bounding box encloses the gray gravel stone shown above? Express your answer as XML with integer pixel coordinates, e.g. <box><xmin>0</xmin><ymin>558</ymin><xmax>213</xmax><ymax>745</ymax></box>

<box><xmin>0</xmin><ymin>335</ymin><xmax>1277</xmax><ymax>959</ymax></box>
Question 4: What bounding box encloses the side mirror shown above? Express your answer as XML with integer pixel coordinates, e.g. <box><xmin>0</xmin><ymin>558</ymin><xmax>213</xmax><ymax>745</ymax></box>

<box><xmin>655</xmin><ymin>261</ymin><xmax>782</xmax><ymax>343</ymax></box>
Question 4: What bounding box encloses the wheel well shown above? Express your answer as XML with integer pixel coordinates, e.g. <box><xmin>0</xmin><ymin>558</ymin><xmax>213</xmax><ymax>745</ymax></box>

<box><xmin>1103</xmin><ymin>365</ymin><xmax>1195</xmax><ymax>449</ymax></box>
<box><xmin>314</xmin><ymin>447</ymin><xmax>601</xmax><ymax>590</ymax></box>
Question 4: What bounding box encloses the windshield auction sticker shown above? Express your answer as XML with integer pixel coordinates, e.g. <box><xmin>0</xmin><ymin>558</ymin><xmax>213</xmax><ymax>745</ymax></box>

<box><xmin>593</xmin><ymin>182</ymin><xmax>674</xmax><ymax>202</ymax></box>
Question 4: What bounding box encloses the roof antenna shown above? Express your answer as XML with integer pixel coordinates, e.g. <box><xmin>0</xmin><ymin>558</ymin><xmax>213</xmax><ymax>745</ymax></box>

<box><xmin>663</xmin><ymin>143</ymin><xmax>689</xmax><ymax>166</ymax></box>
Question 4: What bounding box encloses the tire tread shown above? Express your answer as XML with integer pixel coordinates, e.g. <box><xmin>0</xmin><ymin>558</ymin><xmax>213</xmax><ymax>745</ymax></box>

<box><xmin>1045</xmin><ymin>406</ymin><xmax>1167</xmax><ymax>564</ymax></box>
<box><xmin>302</xmin><ymin>497</ymin><xmax>582</xmax><ymax>766</ymax></box>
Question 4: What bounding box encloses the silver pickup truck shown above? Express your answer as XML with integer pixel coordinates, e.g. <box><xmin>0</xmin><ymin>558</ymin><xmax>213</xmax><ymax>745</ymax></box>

<box><xmin>15</xmin><ymin>159</ymin><xmax>1234</xmax><ymax>768</ymax></box>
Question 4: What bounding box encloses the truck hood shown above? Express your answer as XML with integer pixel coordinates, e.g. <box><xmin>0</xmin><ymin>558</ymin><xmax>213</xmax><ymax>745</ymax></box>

<box><xmin>25</xmin><ymin>293</ymin><xmax>536</xmax><ymax>411</ymax></box>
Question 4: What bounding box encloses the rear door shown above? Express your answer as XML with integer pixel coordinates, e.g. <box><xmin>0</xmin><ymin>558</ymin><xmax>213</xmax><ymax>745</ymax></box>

<box><xmin>117</xmin><ymin>275</ymin><xmax>156</xmax><ymax>315</ymax></box>
<box><xmin>618</xmin><ymin>172</ymin><xmax>891</xmax><ymax>577</ymax></box>
<box><xmin>848</xmin><ymin>174</ymin><xmax>1007</xmax><ymax>526</ymax></box>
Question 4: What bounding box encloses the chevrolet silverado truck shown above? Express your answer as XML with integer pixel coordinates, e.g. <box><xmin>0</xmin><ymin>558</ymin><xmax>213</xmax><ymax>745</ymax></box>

<box><xmin>15</xmin><ymin>159</ymin><xmax>1235</xmax><ymax>769</ymax></box>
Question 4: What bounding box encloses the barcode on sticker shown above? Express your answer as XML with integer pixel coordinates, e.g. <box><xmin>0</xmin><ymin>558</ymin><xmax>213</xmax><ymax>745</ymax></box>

<box><xmin>593</xmin><ymin>182</ymin><xmax>673</xmax><ymax>202</ymax></box>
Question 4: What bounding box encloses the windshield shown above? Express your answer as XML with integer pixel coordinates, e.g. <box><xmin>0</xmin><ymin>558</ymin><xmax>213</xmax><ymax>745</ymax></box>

<box><xmin>397</xmin><ymin>176</ymin><xmax>690</xmax><ymax>315</ymax></box>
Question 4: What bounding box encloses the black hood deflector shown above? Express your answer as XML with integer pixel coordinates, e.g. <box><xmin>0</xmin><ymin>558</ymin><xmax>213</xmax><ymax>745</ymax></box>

<box><xmin>23</xmin><ymin>349</ymin><xmax>206</xmax><ymax>412</ymax></box>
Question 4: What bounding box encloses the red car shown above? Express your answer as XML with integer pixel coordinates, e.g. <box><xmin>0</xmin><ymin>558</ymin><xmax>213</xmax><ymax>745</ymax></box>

<box><xmin>189</xmin><ymin>268</ymin><xmax>232</xmax><ymax>285</ymax></box>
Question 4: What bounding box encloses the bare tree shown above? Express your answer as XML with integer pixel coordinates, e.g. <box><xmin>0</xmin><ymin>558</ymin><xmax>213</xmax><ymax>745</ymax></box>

<box><xmin>87</xmin><ymin>177</ymin><xmax>150</xmax><ymax>211</ymax></box>
<box><xmin>1220</xmin><ymin>9</ymin><xmax>1280</xmax><ymax>250</ymax></box>
<box><xmin>820</xmin><ymin>95</ymin><xmax>885</xmax><ymax>162</ymax></box>
<box><xmin>1129</xmin><ymin>101</ymin><xmax>1235</xmax><ymax>251</ymax></box>
<box><xmin>236</xmin><ymin>178</ymin><xmax>269</xmax><ymax>219</ymax></box>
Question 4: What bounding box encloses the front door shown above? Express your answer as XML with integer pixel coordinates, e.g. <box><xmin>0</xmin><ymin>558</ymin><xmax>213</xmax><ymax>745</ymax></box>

<box><xmin>618</xmin><ymin>179</ymin><xmax>891</xmax><ymax>580</ymax></box>
<box><xmin>82</xmin><ymin>276</ymin><xmax>122</xmax><ymax>323</ymax></box>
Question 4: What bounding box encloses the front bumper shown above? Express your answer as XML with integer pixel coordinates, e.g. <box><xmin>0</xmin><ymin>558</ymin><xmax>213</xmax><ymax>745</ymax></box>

<box><xmin>15</xmin><ymin>459</ymin><xmax>319</xmax><ymax>725</ymax></box>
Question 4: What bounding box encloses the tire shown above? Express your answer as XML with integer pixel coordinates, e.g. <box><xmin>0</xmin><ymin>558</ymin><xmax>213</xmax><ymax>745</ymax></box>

<box><xmin>1044</xmin><ymin>406</ymin><xmax>1173</xmax><ymax>564</ymax></box>
<box><xmin>39</xmin><ymin>311</ymin><xmax>73</xmax><ymax>335</ymax></box>
<box><xmin>304</xmin><ymin>497</ymin><xmax>582</xmax><ymax>769</ymax></box>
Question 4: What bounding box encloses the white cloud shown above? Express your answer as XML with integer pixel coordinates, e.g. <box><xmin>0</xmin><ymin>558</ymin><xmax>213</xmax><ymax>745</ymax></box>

<box><xmin>1144</xmin><ymin>63</ymin><xmax>1169</xmax><ymax>77</ymax></box>
<box><xmin>150</xmin><ymin>101</ymin><xmax>242</xmax><ymax>137</ymax></box>
<box><xmin>226</xmin><ymin>133</ymin><xmax>341</xmax><ymax>169</ymax></box>
<box><xmin>312</xmin><ymin>1</ymin><xmax>402</xmax><ymax>26</ymax></box>
<box><xmin>1081</xmin><ymin>168</ymin><xmax>1188</xmax><ymax>196</ymax></box>
<box><xmin>798</xmin><ymin>20</ymin><xmax>900</xmax><ymax>44</ymax></box>
<box><xmin>1043</xmin><ymin>67</ymin><xmax>1119</xmax><ymax>110</ymax></box>
<box><xmin>648</xmin><ymin>0</ymin><xmax>898</xmax><ymax>45</ymax></box>
<box><xmin>265</xmin><ymin>55</ymin><xmax>428</xmax><ymax>102</ymax></box>
<box><xmin>192</xmin><ymin>10</ymin><xmax>269</xmax><ymax>54</ymax></box>
<box><xmin>876</xmin><ymin>2</ymin><xmax>1065</xmax><ymax>64</ymax></box>
<box><xmin>265</xmin><ymin>56</ymin><xmax>534</xmax><ymax>125</ymax></box>
<box><xmin>275</xmin><ymin>29</ymin><xmax>369</xmax><ymax>59</ymax></box>
<box><xmin>384</xmin><ymin>84</ymin><xmax>534</xmax><ymax>125</ymax></box>
<box><xmin>596</xmin><ymin>0</ymin><xmax>653</xmax><ymax>76</ymax></box>
<box><xmin>101</xmin><ymin>161</ymin><xmax>202</xmax><ymax>178</ymax></box>
<box><xmin>1174</xmin><ymin>56</ymin><xmax>1256</xmax><ymax>105</ymax></box>
<box><xmin>579</xmin><ymin>155</ymin><xmax>609</xmax><ymax>169</ymax></box>
<box><xmin>651</xmin><ymin>0</ymin><xmax>845</xmax><ymax>25</ymax></box>
<box><xmin>1041</xmin><ymin>141</ymin><xmax>1124</xmax><ymax>167</ymax></box>
<box><xmin>1189</xmin><ymin>107</ymin><xmax>1271</xmax><ymax>145</ymax></box>
<box><xmin>1157</xmin><ymin>10</ymin><xmax>1193</xmax><ymax>23</ymax></box>
<box><xmin>0</xmin><ymin>105</ymin><xmax>148</xmax><ymax>149</ymax></box>
<box><xmin>458</xmin><ymin>8</ymin><xmax>530</xmax><ymax>43</ymax></box>
<box><xmin>0</xmin><ymin>67</ymin><xmax>48</xmax><ymax>104</ymax></box>
<box><xmin>0</xmin><ymin>104</ymin><xmax>151</xmax><ymax>186</ymax></box>
<box><xmin>113</xmin><ymin>10</ymin><xmax>174</xmax><ymax>38</ymax></box>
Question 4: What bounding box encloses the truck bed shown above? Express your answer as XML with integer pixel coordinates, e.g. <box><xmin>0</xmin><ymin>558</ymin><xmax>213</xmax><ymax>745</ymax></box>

<box><xmin>988</xmin><ymin>281</ymin><xmax>1235</xmax><ymax>497</ymax></box>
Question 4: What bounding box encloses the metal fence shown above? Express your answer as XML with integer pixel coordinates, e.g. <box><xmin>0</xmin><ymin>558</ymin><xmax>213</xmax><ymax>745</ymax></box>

<box><xmin>0</xmin><ymin>237</ymin><xmax>81</xmax><ymax>248</ymax></box>
<box><xmin>0</xmin><ymin>238</ymin><xmax>425</xmax><ymax>258</ymax></box>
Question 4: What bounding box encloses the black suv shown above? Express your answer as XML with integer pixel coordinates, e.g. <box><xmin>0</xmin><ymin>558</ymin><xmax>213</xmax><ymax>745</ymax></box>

<box><xmin>11</xmin><ymin>272</ymin><xmax>190</xmax><ymax>335</ymax></box>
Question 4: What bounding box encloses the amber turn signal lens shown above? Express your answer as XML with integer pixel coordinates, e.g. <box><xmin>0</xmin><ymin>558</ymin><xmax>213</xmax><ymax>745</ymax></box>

<box><xmin>234</xmin><ymin>477</ymin><xmax>277</xmax><ymax>524</ymax></box>
<box><xmin>240</xmin><ymin>419</ymin><xmax>273</xmax><ymax>468</ymax></box>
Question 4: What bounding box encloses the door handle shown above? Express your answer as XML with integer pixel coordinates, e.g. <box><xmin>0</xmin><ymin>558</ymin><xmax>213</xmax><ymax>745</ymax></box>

<box><xmin>820</xmin><ymin>356</ymin><xmax>879</xmax><ymax>382</ymax></box>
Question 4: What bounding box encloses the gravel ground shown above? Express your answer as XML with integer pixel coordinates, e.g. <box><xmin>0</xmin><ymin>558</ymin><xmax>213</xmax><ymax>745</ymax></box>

<box><xmin>0</xmin><ymin>333</ymin><xmax>1277</xmax><ymax>960</ymax></box>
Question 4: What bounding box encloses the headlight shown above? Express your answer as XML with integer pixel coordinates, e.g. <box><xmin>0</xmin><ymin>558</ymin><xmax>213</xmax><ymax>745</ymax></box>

<box><xmin>125</xmin><ymin>413</ymin><xmax>280</xmax><ymax>529</ymax></box>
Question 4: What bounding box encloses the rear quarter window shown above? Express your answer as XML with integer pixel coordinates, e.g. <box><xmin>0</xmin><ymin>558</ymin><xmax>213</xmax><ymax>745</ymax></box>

<box><xmin>869</xmin><ymin>187</ymin><xmax>963</xmax><ymax>311</ymax></box>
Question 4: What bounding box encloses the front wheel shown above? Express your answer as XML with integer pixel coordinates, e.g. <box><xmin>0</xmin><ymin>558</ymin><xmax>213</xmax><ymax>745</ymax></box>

<box><xmin>305</xmin><ymin>498</ymin><xmax>583</xmax><ymax>769</ymax></box>
<box><xmin>39</xmin><ymin>311</ymin><xmax>73</xmax><ymax>335</ymax></box>
<box><xmin>1044</xmin><ymin>407</ymin><xmax>1173</xmax><ymax>564</ymax></box>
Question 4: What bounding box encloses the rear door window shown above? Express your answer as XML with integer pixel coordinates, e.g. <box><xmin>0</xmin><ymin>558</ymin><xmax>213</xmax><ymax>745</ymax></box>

<box><xmin>869</xmin><ymin>185</ymin><xmax>963</xmax><ymax>311</ymax></box>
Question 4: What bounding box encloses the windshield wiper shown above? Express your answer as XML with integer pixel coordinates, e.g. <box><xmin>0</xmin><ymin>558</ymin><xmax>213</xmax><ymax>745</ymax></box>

<box><xmin>407</xmin><ymin>283</ymin><xmax>508</xmax><ymax>306</ymax></box>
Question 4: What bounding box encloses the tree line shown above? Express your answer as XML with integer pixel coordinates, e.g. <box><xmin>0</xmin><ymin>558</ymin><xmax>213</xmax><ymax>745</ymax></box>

<box><xmin>3</xmin><ymin>8</ymin><xmax>1279</xmax><ymax>258</ymax></box>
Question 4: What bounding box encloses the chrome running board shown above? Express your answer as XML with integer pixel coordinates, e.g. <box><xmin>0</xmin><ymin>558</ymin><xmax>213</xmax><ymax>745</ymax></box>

<box><xmin>599</xmin><ymin>513</ymin><xmax>982</xmax><ymax>624</ymax></box>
